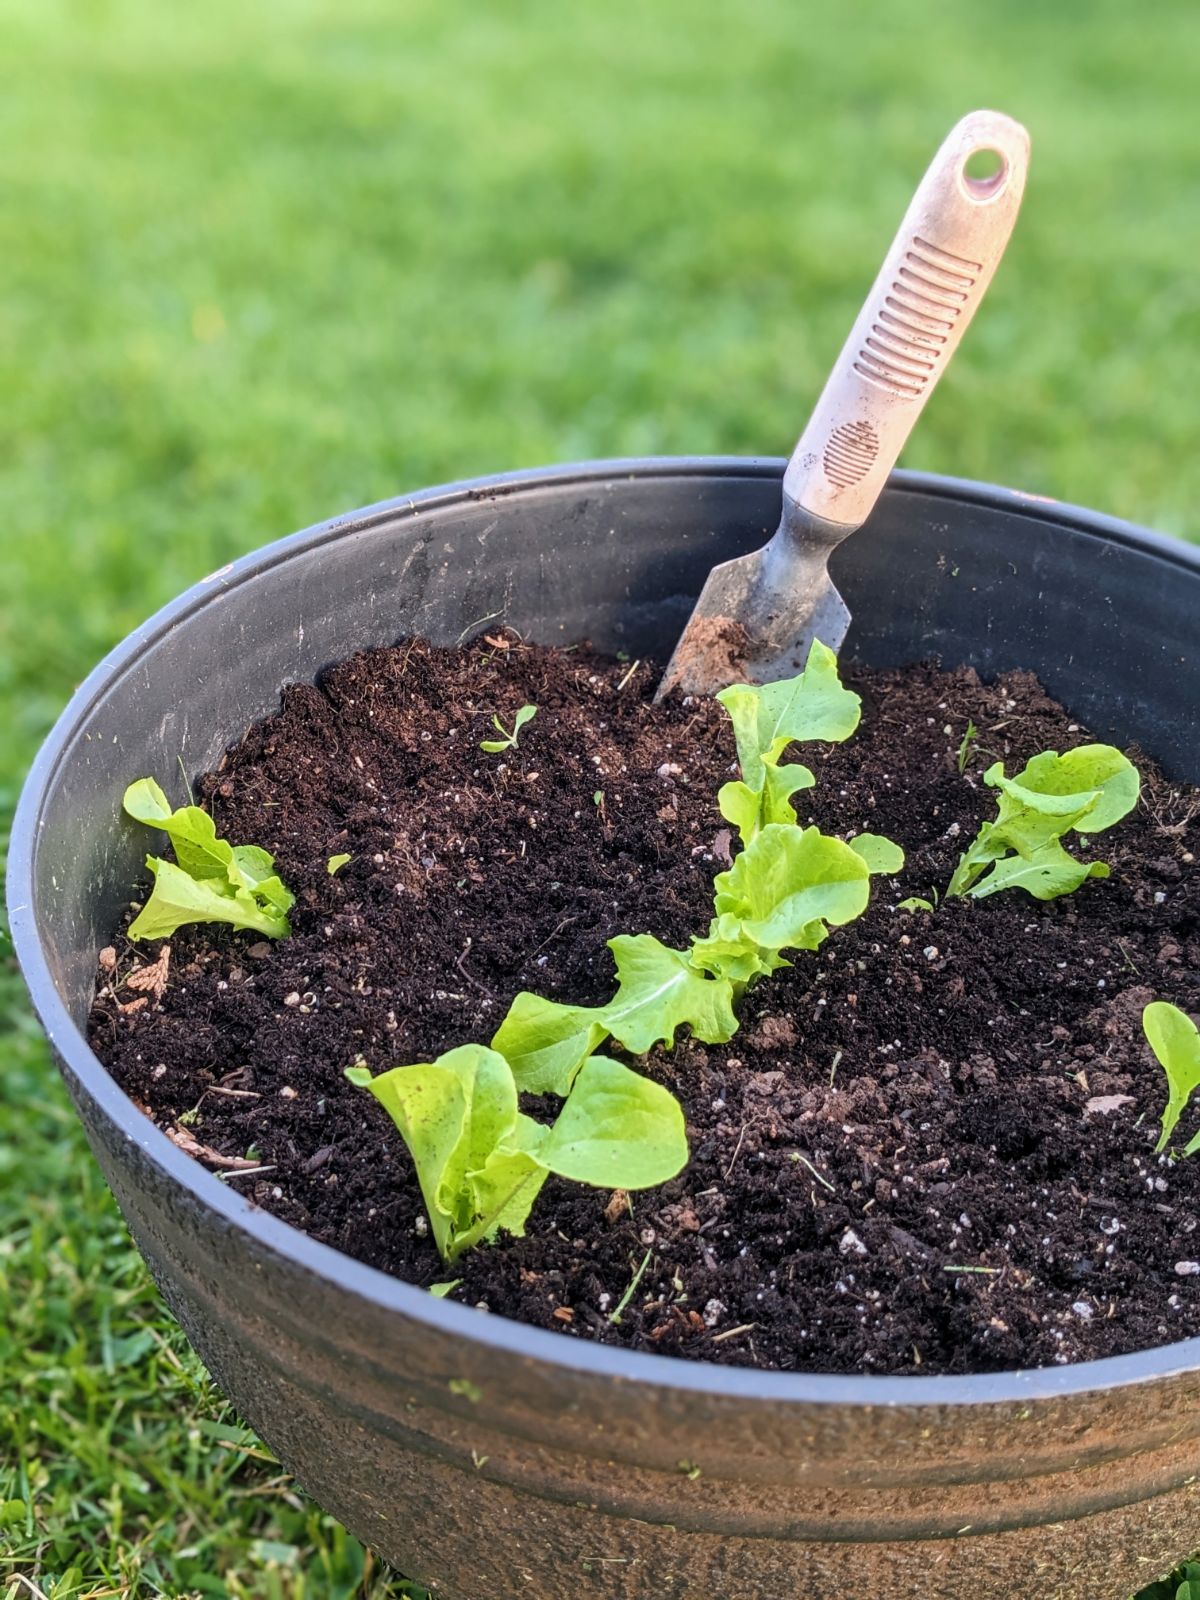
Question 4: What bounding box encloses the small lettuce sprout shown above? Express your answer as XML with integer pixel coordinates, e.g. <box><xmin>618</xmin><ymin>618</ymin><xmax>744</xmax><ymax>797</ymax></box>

<box><xmin>327</xmin><ymin>852</ymin><xmax>352</xmax><ymax>875</ymax></box>
<box><xmin>481</xmin><ymin>704</ymin><xmax>537</xmax><ymax>754</ymax></box>
<box><xmin>715</xmin><ymin>640</ymin><xmax>861</xmax><ymax>847</ymax></box>
<box><xmin>1144</xmin><ymin>1001</ymin><xmax>1200</xmax><ymax>1157</ymax></box>
<box><xmin>947</xmin><ymin>745</ymin><xmax>1140</xmax><ymax>901</ymax></box>
<box><xmin>123</xmin><ymin>778</ymin><xmax>294</xmax><ymax>940</ymax></box>
<box><xmin>347</xmin><ymin>1045</ymin><xmax>687</xmax><ymax>1261</ymax></box>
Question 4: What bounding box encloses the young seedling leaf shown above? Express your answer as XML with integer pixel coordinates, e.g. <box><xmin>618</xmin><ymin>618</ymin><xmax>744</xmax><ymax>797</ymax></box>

<box><xmin>491</xmin><ymin>993</ymin><xmax>608</xmax><ymax>1096</ymax></box>
<box><xmin>967</xmin><ymin>839</ymin><xmax>1110</xmax><ymax>901</ymax></box>
<box><xmin>715</xmin><ymin>639</ymin><xmax>860</xmax><ymax>790</ymax></box>
<box><xmin>688</xmin><ymin>913</ymin><xmax>790</xmax><ymax>987</ymax></box>
<box><xmin>602</xmin><ymin>934</ymin><xmax>738</xmax><ymax>1053</ymax></box>
<box><xmin>718</xmin><ymin>760</ymin><xmax>815</xmax><ymax>844</ymax></box>
<box><xmin>327</xmin><ymin>852</ymin><xmax>352</xmax><ymax>875</ymax></box>
<box><xmin>429</xmin><ymin>1280</ymin><xmax>462</xmax><ymax>1298</ymax></box>
<box><xmin>123</xmin><ymin>779</ymin><xmax>293</xmax><ymax>939</ymax></box>
<box><xmin>349</xmin><ymin>1044</ymin><xmax>688</xmax><ymax>1260</ymax></box>
<box><xmin>897</xmin><ymin>896</ymin><xmax>935</xmax><ymax>913</ymax></box>
<box><xmin>956</xmin><ymin>721</ymin><xmax>978</xmax><ymax>774</ymax></box>
<box><xmin>128</xmin><ymin>859</ymin><xmax>290</xmax><ymax>942</ymax></box>
<box><xmin>349</xmin><ymin>1052</ymin><xmax>473</xmax><ymax>1259</ymax></box>
<box><xmin>847</xmin><ymin>833</ymin><xmax>905</xmax><ymax>875</ymax></box>
<box><xmin>1144</xmin><ymin>1001</ymin><xmax>1200</xmax><ymax>1156</ymax></box>
<box><xmin>947</xmin><ymin>745</ymin><xmax>1139</xmax><ymax>901</ymax></box>
<box><xmin>455</xmin><ymin>1117</ymin><xmax>552</xmax><ymax>1256</ymax></box>
<box><xmin>480</xmin><ymin>704</ymin><xmax>537</xmax><ymax>753</ymax></box>
<box><xmin>128</xmin><ymin>787</ymin><xmax>236</xmax><ymax>880</ymax></box>
<box><xmin>712</xmin><ymin>824</ymin><xmax>870</xmax><ymax>953</ymax></box>
<box><xmin>1013</xmin><ymin>745</ymin><xmax>1140</xmax><ymax>833</ymax></box>
<box><xmin>715</xmin><ymin>641</ymin><xmax>858</xmax><ymax>845</ymax></box>
<box><xmin>540</xmin><ymin>1055</ymin><xmax>688</xmax><ymax>1189</ymax></box>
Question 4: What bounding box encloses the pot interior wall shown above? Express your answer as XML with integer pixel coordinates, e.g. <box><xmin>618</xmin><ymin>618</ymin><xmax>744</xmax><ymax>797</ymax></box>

<box><xmin>27</xmin><ymin>463</ymin><xmax>1200</xmax><ymax>1034</ymax></box>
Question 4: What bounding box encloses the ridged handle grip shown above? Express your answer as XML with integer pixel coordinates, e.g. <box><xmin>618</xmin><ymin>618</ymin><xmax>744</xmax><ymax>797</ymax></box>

<box><xmin>783</xmin><ymin>110</ymin><xmax>1029</xmax><ymax>527</ymax></box>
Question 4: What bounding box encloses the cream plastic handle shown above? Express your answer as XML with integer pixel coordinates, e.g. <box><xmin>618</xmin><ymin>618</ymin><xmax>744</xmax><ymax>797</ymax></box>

<box><xmin>782</xmin><ymin>110</ymin><xmax>1029</xmax><ymax>528</ymax></box>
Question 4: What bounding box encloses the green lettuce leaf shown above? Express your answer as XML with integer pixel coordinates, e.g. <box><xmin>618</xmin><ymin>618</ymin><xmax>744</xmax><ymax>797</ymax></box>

<box><xmin>967</xmin><ymin>840</ymin><xmax>1110</xmax><ymax>901</ymax></box>
<box><xmin>1011</xmin><ymin>746</ymin><xmax>1140</xmax><ymax>833</ymax></box>
<box><xmin>491</xmin><ymin>993</ymin><xmax>608</xmax><ymax>1096</ymax></box>
<box><xmin>688</xmin><ymin>912</ymin><xmax>791</xmax><ymax>987</ymax></box>
<box><xmin>493</xmin><ymin>935</ymin><xmax>737</xmax><ymax>1091</ymax></box>
<box><xmin>947</xmin><ymin>745</ymin><xmax>1139</xmax><ymax>900</ymax></box>
<box><xmin>712</xmin><ymin>824</ymin><xmax>871</xmax><ymax>952</ymax></box>
<box><xmin>1144</xmin><ymin>1001</ymin><xmax>1200</xmax><ymax>1156</ymax></box>
<box><xmin>128</xmin><ymin>859</ymin><xmax>291</xmax><ymax>941</ymax></box>
<box><xmin>602</xmin><ymin>934</ymin><xmax>737</xmax><ymax>1054</ymax></box>
<box><xmin>540</xmin><ymin>1055</ymin><xmax>688</xmax><ymax>1189</ymax></box>
<box><xmin>715</xmin><ymin>641</ymin><xmax>859</xmax><ymax>845</ymax></box>
<box><xmin>715</xmin><ymin>640</ymin><xmax>861</xmax><ymax>789</ymax></box>
<box><xmin>349</xmin><ymin>1045</ymin><xmax>688</xmax><ymax>1260</ymax></box>
<box><xmin>847</xmin><ymin>833</ymin><xmax>906</xmax><ymax>875</ymax></box>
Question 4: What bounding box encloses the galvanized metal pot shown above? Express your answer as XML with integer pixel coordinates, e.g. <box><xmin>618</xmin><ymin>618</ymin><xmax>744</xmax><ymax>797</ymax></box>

<box><xmin>10</xmin><ymin>460</ymin><xmax>1200</xmax><ymax>1600</ymax></box>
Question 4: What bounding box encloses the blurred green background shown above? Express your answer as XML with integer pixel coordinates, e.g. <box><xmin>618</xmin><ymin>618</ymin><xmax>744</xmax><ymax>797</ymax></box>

<box><xmin>3</xmin><ymin>0</ymin><xmax>1200</xmax><ymax>1594</ymax></box>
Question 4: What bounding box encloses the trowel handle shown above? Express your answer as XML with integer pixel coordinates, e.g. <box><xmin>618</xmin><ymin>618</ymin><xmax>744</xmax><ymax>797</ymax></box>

<box><xmin>782</xmin><ymin>110</ymin><xmax>1029</xmax><ymax>529</ymax></box>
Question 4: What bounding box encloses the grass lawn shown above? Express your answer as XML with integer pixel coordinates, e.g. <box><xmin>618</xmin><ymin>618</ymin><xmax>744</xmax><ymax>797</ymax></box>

<box><xmin>2</xmin><ymin>1</ymin><xmax>1200</xmax><ymax>1594</ymax></box>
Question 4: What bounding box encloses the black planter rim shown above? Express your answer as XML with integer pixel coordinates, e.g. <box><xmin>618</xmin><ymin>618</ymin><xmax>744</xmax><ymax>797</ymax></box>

<box><xmin>11</xmin><ymin>456</ymin><xmax>1200</xmax><ymax>1409</ymax></box>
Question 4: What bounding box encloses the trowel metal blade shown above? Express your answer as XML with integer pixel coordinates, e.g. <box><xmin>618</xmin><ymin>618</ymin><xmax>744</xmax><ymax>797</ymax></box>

<box><xmin>655</xmin><ymin>546</ymin><xmax>850</xmax><ymax>701</ymax></box>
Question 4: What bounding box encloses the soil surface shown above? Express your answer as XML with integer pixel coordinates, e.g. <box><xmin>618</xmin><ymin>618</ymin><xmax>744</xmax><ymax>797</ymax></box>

<box><xmin>89</xmin><ymin>635</ymin><xmax>1200</xmax><ymax>1375</ymax></box>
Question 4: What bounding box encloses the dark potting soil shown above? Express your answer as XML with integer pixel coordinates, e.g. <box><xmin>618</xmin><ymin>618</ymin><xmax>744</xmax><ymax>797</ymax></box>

<box><xmin>89</xmin><ymin>636</ymin><xmax>1200</xmax><ymax>1375</ymax></box>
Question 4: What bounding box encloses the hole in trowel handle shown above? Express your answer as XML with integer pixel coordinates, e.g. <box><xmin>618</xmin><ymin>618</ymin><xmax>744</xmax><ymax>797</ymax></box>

<box><xmin>961</xmin><ymin>145</ymin><xmax>1009</xmax><ymax>201</ymax></box>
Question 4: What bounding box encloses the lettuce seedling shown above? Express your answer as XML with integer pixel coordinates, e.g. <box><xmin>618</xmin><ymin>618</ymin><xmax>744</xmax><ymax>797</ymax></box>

<box><xmin>946</xmin><ymin>745</ymin><xmax>1140</xmax><ymax>901</ymax></box>
<box><xmin>347</xmin><ymin>1045</ymin><xmax>687</xmax><ymax>1261</ymax></box>
<box><xmin>715</xmin><ymin>640</ymin><xmax>861</xmax><ymax>847</ymax></box>
<box><xmin>123</xmin><ymin>778</ymin><xmax>294</xmax><ymax>940</ymax></box>
<box><xmin>1144</xmin><ymin>1001</ymin><xmax>1200</xmax><ymax>1157</ymax></box>
<box><xmin>481</xmin><ymin>704</ymin><xmax>537</xmax><ymax>754</ymax></box>
<box><xmin>493</xmin><ymin>933</ymin><xmax>738</xmax><ymax>1095</ymax></box>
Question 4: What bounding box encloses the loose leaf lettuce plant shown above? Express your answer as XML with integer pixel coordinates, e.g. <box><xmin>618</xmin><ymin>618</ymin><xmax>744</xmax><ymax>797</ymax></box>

<box><xmin>946</xmin><ymin>745</ymin><xmax>1140</xmax><ymax>901</ymax></box>
<box><xmin>123</xmin><ymin>778</ymin><xmax>294</xmax><ymax>939</ymax></box>
<box><xmin>1144</xmin><ymin>1001</ymin><xmax>1200</xmax><ymax>1157</ymax></box>
<box><xmin>347</xmin><ymin>1047</ymin><xmax>686</xmax><ymax>1262</ymax></box>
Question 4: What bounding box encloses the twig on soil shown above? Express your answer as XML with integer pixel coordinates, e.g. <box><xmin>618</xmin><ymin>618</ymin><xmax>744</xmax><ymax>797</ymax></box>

<box><xmin>530</xmin><ymin>915</ymin><xmax>580</xmax><ymax>958</ymax></box>
<box><xmin>722</xmin><ymin>1124</ymin><xmax>747</xmax><ymax>1181</ymax></box>
<box><xmin>455</xmin><ymin>611</ymin><xmax>503</xmax><ymax>646</ymax></box>
<box><xmin>454</xmin><ymin>937</ymin><xmax>493</xmax><ymax>996</ymax></box>
<box><xmin>167</xmin><ymin>1124</ymin><xmax>274</xmax><ymax>1171</ymax></box>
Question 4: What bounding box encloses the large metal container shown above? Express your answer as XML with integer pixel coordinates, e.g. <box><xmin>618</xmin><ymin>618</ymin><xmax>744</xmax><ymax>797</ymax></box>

<box><xmin>10</xmin><ymin>460</ymin><xmax>1200</xmax><ymax>1600</ymax></box>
